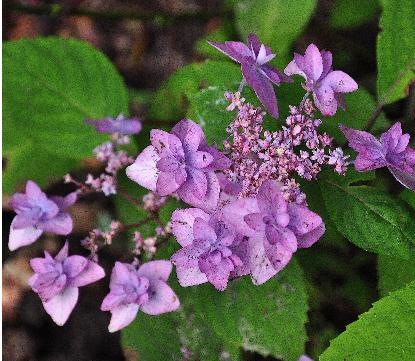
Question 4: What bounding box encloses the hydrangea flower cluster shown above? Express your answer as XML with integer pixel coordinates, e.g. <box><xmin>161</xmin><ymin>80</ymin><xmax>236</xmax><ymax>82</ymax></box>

<box><xmin>7</xmin><ymin>34</ymin><xmax>414</xmax><ymax>344</ymax></box>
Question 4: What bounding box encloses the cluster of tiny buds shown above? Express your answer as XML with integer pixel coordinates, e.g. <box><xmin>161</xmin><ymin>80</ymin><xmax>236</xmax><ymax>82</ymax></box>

<box><xmin>132</xmin><ymin>222</ymin><xmax>172</xmax><ymax>258</ymax></box>
<box><xmin>63</xmin><ymin>136</ymin><xmax>135</xmax><ymax>197</ymax></box>
<box><xmin>81</xmin><ymin>221</ymin><xmax>122</xmax><ymax>260</ymax></box>
<box><xmin>142</xmin><ymin>192</ymin><xmax>168</xmax><ymax>212</ymax></box>
<box><xmin>223</xmin><ymin>94</ymin><xmax>349</xmax><ymax>203</ymax></box>
<box><xmin>93</xmin><ymin>141</ymin><xmax>134</xmax><ymax>175</ymax></box>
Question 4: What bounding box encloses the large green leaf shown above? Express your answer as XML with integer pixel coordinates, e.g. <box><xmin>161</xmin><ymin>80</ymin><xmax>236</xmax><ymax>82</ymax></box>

<box><xmin>3</xmin><ymin>37</ymin><xmax>128</xmax><ymax>192</ymax></box>
<box><xmin>378</xmin><ymin>254</ymin><xmax>415</xmax><ymax>296</ymax></box>
<box><xmin>330</xmin><ymin>0</ymin><xmax>379</xmax><ymax>29</ymax></box>
<box><xmin>148</xmin><ymin>60</ymin><xmax>241</xmax><ymax>121</ymax></box>
<box><xmin>234</xmin><ymin>0</ymin><xmax>316</xmax><ymax>65</ymax></box>
<box><xmin>320</xmin><ymin>170</ymin><xmax>415</xmax><ymax>259</ymax></box>
<box><xmin>123</xmin><ymin>258</ymin><xmax>308</xmax><ymax>361</ymax></box>
<box><xmin>377</xmin><ymin>0</ymin><xmax>415</xmax><ymax>103</ymax></box>
<box><xmin>320</xmin><ymin>281</ymin><xmax>415</xmax><ymax>360</ymax></box>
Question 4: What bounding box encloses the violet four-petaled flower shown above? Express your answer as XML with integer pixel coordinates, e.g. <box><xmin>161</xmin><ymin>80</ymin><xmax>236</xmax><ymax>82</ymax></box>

<box><xmin>284</xmin><ymin>43</ymin><xmax>358</xmax><ymax>116</ymax></box>
<box><xmin>222</xmin><ymin>180</ymin><xmax>325</xmax><ymax>285</ymax></box>
<box><xmin>101</xmin><ymin>261</ymin><xmax>180</xmax><ymax>332</ymax></box>
<box><xmin>9</xmin><ymin>181</ymin><xmax>76</xmax><ymax>251</ymax></box>
<box><xmin>86</xmin><ymin>114</ymin><xmax>142</xmax><ymax>135</ymax></box>
<box><xmin>29</xmin><ymin>241</ymin><xmax>105</xmax><ymax>326</ymax></box>
<box><xmin>209</xmin><ymin>33</ymin><xmax>291</xmax><ymax>118</ymax></box>
<box><xmin>126</xmin><ymin>119</ymin><xmax>231</xmax><ymax>212</ymax></box>
<box><xmin>170</xmin><ymin>209</ymin><xmax>248</xmax><ymax>291</ymax></box>
<box><xmin>340</xmin><ymin>122</ymin><xmax>415</xmax><ymax>191</ymax></box>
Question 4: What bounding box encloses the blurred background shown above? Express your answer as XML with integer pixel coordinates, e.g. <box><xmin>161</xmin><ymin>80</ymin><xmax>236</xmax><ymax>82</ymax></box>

<box><xmin>2</xmin><ymin>0</ymin><xmax>409</xmax><ymax>360</ymax></box>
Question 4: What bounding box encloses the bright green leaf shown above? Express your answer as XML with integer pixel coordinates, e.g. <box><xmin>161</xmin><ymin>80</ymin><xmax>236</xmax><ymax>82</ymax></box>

<box><xmin>234</xmin><ymin>0</ymin><xmax>316</xmax><ymax>65</ymax></box>
<box><xmin>320</xmin><ymin>281</ymin><xmax>415</xmax><ymax>361</ymax></box>
<box><xmin>377</xmin><ymin>0</ymin><xmax>415</xmax><ymax>104</ymax></box>
<box><xmin>3</xmin><ymin>37</ymin><xmax>128</xmax><ymax>192</ymax></box>
<box><xmin>148</xmin><ymin>60</ymin><xmax>241</xmax><ymax>121</ymax></box>
<box><xmin>330</xmin><ymin>0</ymin><xmax>379</xmax><ymax>29</ymax></box>
<box><xmin>320</xmin><ymin>170</ymin><xmax>415</xmax><ymax>259</ymax></box>
<box><xmin>378</xmin><ymin>254</ymin><xmax>415</xmax><ymax>296</ymax></box>
<box><xmin>3</xmin><ymin>139</ymin><xmax>79</xmax><ymax>193</ymax></box>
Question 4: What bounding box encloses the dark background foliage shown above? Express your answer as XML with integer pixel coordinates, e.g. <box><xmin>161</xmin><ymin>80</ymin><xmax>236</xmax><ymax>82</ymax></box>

<box><xmin>2</xmin><ymin>0</ymin><xmax>414</xmax><ymax>361</ymax></box>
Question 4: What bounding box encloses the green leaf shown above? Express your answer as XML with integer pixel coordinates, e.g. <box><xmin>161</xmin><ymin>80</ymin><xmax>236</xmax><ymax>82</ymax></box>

<box><xmin>320</xmin><ymin>281</ymin><xmax>415</xmax><ymax>361</ymax></box>
<box><xmin>195</xmin><ymin>21</ymin><xmax>237</xmax><ymax>60</ymax></box>
<box><xmin>123</xmin><ymin>258</ymin><xmax>308</xmax><ymax>361</ymax></box>
<box><xmin>3</xmin><ymin>140</ymin><xmax>79</xmax><ymax>193</ymax></box>
<box><xmin>377</xmin><ymin>0</ymin><xmax>415</xmax><ymax>104</ymax></box>
<box><xmin>3</xmin><ymin>37</ymin><xmax>128</xmax><ymax>192</ymax></box>
<box><xmin>378</xmin><ymin>254</ymin><xmax>415</xmax><ymax>296</ymax></box>
<box><xmin>330</xmin><ymin>0</ymin><xmax>379</xmax><ymax>29</ymax></box>
<box><xmin>148</xmin><ymin>60</ymin><xmax>241</xmax><ymax>121</ymax></box>
<box><xmin>400</xmin><ymin>189</ymin><xmax>415</xmax><ymax>211</ymax></box>
<box><xmin>320</xmin><ymin>170</ymin><xmax>415</xmax><ymax>259</ymax></box>
<box><xmin>234</xmin><ymin>0</ymin><xmax>316</xmax><ymax>65</ymax></box>
<box><xmin>320</xmin><ymin>87</ymin><xmax>389</xmax><ymax>143</ymax></box>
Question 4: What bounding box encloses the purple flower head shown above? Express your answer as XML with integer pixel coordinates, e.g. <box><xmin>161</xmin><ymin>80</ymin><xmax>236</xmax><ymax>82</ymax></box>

<box><xmin>126</xmin><ymin>119</ymin><xmax>231</xmax><ymax>212</ymax></box>
<box><xmin>284</xmin><ymin>44</ymin><xmax>358</xmax><ymax>116</ymax></box>
<box><xmin>86</xmin><ymin>114</ymin><xmax>142</xmax><ymax>135</ymax></box>
<box><xmin>9</xmin><ymin>181</ymin><xmax>77</xmax><ymax>251</ymax></box>
<box><xmin>170</xmin><ymin>208</ymin><xmax>248</xmax><ymax>291</ymax></box>
<box><xmin>209</xmin><ymin>33</ymin><xmax>291</xmax><ymax>118</ymax></box>
<box><xmin>29</xmin><ymin>241</ymin><xmax>105</xmax><ymax>325</ymax></box>
<box><xmin>222</xmin><ymin>180</ymin><xmax>324</xmax><ymax>285</ymax></box>
<box><xmin>340</xmin><ymin>122</ymin><xmax>415</xmax><ymax>191</ymax></box>
<box><xmin>101</xmin><ymin>261</ymin><xmax>179</xmax><ymax>332</ymax></box>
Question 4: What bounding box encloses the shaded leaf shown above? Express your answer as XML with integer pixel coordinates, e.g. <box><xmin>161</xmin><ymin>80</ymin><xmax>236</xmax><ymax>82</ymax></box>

<box><xmin>320</xmin><ymin>170</ymin><xmax>415</xmax><ymax>259</ymax></box>
<box><xmin>377</xmin><ymin>0</ymin><xmax>415</xmax><ymax>103</ymax></box>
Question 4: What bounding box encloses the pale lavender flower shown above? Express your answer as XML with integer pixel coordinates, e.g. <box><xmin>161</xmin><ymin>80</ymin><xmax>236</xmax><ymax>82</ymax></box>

<box><xmin>340</xmin><ymin>122</ymin><xmax>415</xmax><ymax>190</ymax></box>
<box><xmin>9</xmin><ymin>181</ymin><xmax>76</xmax><ymax>251</ymax></box>
<box><xmin>29</xmin><ymin>241</ymin><xmax>105</xmax><ymax>325</ymax></box>
<box><xmin>86</xmin><ymin>114</ymin><xmax>142</xmax><ymax>135</ymax></box>
<box><xmin>284</xmin><ymin>43</ymin><xmax>358</xmax><ymax>116</ymax></box>
<box><xmin>126</xmin><ymin>119</ymin><xmax>231</xmax><ymax>212</ymax></box>
<box><xmin>222</xmin><ymin>180</ymin><xmax>324</xmax><ymax>285</ymax></box>
<box><xmin>101</xmin><ymin>261</ymin><xmax>179</xmax><ymax>332</ymax></box>
<box><xmin>209</xmin><ymin>33</ymin><xmax>291</xmax><ymax>118</ymax></box>
<box><xmin>170</xmin><ymin>209</ymin><xmax>247</xmax><ymax>291</ymax></box>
